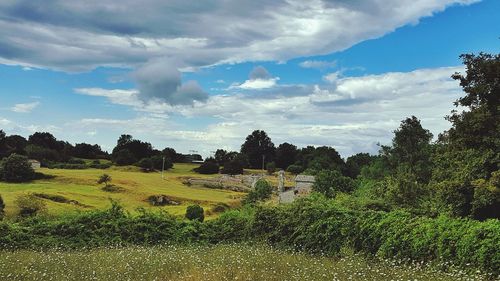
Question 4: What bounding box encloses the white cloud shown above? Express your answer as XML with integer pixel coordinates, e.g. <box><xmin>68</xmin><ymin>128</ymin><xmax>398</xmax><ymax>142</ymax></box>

<box><xmin>0</xmin><ymin>1</ymin><xmax>479</xmax><ymax>72</ymax></box>
<box><xmin>299</xmin><ymin>60</ymin><xmax>337</xmax><ymax>69</ymax></box>
<box><xmin>71</xmin><ymin>66</ymin><xmax>464</xmax><ymax>157</ymax></box>
<box><xmin>10</xmin><ymin>102</ymin><xmax>40</xmax><ymax>113</ymax></box>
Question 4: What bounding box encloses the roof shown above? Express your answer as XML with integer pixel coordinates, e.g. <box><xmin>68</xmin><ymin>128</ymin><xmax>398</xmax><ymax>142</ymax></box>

<box><xmin>295</xmin><ymin>175</ymin><xmax>315</xmax><ymax>182</ymax></box>
<box><xmin>28</xmin><ymin>159</ymin><xmax>41</xmax><ymax>163</ymax></box>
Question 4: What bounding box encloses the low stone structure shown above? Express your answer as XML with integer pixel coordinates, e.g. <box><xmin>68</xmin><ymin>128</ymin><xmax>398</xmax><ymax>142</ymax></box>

<box><xmin>28</xmin><ymin>159</ymin><xmax>41</xmax><ymax>170</ymax></box>
<box><xmin>279</xmin><ymin>174</ymin><xmax>315</xmax><ymax>204</ymax></box>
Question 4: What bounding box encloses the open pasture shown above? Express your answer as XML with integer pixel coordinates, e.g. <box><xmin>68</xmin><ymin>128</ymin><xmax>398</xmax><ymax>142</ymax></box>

<box><xmin>0</xmin><ymin>163</ymin><xmax>244</xmax><ymax>219</ymax></box>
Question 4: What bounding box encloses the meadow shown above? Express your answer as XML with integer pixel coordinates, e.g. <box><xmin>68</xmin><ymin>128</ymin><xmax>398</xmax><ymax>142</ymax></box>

<box><xmin>0</xmin><ymin>244</ymin><xmax>490</xmax><ymax>281</ymax></box>
<box><xmin>0</xmin><ymin>163</ymin><xmax>245</xmax><ymax>219</ymax></box>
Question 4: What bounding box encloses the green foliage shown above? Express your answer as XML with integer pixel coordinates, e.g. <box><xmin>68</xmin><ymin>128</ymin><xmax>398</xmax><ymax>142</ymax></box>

<box><xmin>0</xmin><ymin>153</ymin><xmax>35</xmax><ymax>182</ymax></box>
<box><xmin>313</xmin><ymin>170</ymin><xmax>355</xmax><ymax>198</ymax></box>
<box><xmin>221</xmin><ymin>159</ymin><xmax>244</xmax><ymax>175</ymax></box>
<box><xmin>266</xmin><ymin>161</ymin><xmax>276</xmax><ymax>174</ymax></box>
<box><xmin>0</xmin><ymin>194</ymin><xmax>4</xmax><ymax>220</ymax></box>
<box><xmin>470</xmin><ymin>172</ymin><xmax>500</xmax><ymax>220</ymax></box>
<box><xmin>286</xmin><ymin>164</ymin><xmax>303</xmax><ymax>175</ymax></box>
<box><xmin>113</xmin><ymin>149</ymin><xmax>137</xmax><ymax>166</ymax></box>
<box><xmin>194</xmin><ymin>158</ymin><xmax>219</xmax><ymax>174</ymax></box>
<box><xmin>15</xmin><ymin>194</ymin><xmax>47</xmax><ymax>217</ymax></box>
<box><xmin>345</xmin><ymin>153</ymin><xmax>376</xmax><ymax>179</ymax></box>
<box><xmin>137</xmin><ymin>157</ymin><xmax>154</xmax><ymax>172</ymax></box>
<box><xmin>383</xmin><ymin>168</ymin><xmax>428</xmax><ymax>209</ymax></box>
<box><xmin>275</xmin><ymin>142</ymin><xmax>298</xmax><ymax>169</ymax></box>
<box><xmin>244</xmin><ymin>179</ymin><xmax>273</xmax><ymax>204</ymax></box>
<box><xmin>240</xmin><ymin>130</ymin><xmax>275</xmax><ymax>169</ymax></box>
<box><xmin>97</xmin><ymin>174</ymin><xmax>112</xmax><ymax>187</ymax></box>
<box><xmin>185</xmin><ymin>204</ymin><xmax>205</xmax><ymax>222</ymax></box>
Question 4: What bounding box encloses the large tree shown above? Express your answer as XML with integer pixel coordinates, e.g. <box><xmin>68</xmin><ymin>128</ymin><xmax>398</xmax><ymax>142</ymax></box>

<box><xmin>382</xmin><ymin>116</ymin><xmax>433</xmax><ymax>183</ymax></box>
<box><xmin>240</xmin><ymin>130</ymin><xmax>275</xmax><ymax>169</ymax></box>
<box><xmin>275</xmin><ymin>142</ymin><xmax>298</xmax><ymax>169</ymax></box>
<box><xmin>446</xmin><ymin>52</ymin><xmax>499</xmax><ymax>151</ymax></box>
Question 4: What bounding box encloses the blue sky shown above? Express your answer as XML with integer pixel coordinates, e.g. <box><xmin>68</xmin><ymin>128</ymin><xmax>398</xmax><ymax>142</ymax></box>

<box><xmin>0</xmin><ymin>0</ymin><xmax>499</xmax><ymax>157</ymax></box>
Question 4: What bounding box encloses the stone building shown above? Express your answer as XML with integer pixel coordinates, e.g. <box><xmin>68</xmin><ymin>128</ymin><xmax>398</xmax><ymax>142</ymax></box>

<box><xmin>278</xmin><ymin>174</ymin><xmax>315</xmax><ymax>203</ymax></box>
<box><xmin>28</xmin><ymin>159</ymin><xmax>41</xmax><ymax>170</ymax></box>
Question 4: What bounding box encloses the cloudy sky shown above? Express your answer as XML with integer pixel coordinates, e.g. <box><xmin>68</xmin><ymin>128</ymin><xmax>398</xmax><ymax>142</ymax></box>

<box><xmin>0</xmin><ymin>0</ymin><xmax>499</xmax><ymax>157</ymax></box>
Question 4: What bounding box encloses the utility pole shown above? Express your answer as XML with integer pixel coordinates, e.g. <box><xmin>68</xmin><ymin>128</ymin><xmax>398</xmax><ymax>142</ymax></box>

<box><xmin>262</xmin><ymin>154</ymin><xmax>265</xmax><ymax>171</ymax></box>
<box><xmin>161</xmin><ymin>156</ymin><xmax>165</xmax><ymax>180</ymax></box>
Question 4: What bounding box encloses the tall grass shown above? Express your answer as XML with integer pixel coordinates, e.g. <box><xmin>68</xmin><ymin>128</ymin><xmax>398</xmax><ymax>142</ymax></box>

<box><xmin>0</xmin><ymin>244</ymin><xmax>490</xmax><ymax>281</ymax></box>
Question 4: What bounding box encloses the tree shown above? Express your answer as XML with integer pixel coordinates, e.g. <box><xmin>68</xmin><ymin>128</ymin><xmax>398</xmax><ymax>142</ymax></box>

<box><xmin>28</xmin><ymin>132</ymin><xmax>64</xmax><ymax>151</ymax></box>
<box><xmin>0</xmin><ymin>194</ymin><xmax>5</xmax><ymax>220</ymax></box>
<box><xmin>194</xmin><ymin>157</ymin><xmax>220</xmax><ymax>174</ymax></box>
<box><xmin>244</xmin><ymin>179</ymin><xmax>273</xmax><ymax>204</ymax></box>
<box><xmin>296</xmin><ymin>146</ymin><xmax>346</xmax><ymax>175</ymax></box>
<box><xmin>113</xmin><ymin>149</ymin><xmax>137</xmax><ymax>166</ymax></box>
<box><xmin>214</xmin><ymin>149</ymin><xmax>228</xmax><ymax>165</ymax></box>
<box><xmin>97</xmin><ymin>174</ymin><xmax>112</xmax><ymax>187</ymax></box>
<box><xmin>286</xmin><ymin>164</ymin><xmax>303</xmax><ymax>175</ymax></box>
<box><xmin>221</xmin><ymin>159</ymin><xmax>244</xmax><ymax>175</ymax></box>
<box><xmin>137</xmin><ymin>158</ymin><xmax>154</xmax><ymax>172</ymax></box>
<box><xmin>240</xmin><ymin>130</ymin><xmax>275</xmax><ymax>169</ymax></box>
<box><xmin>73</xmin><ymin>143</ymin><xmax>106</xmax><ymax>159</ymax></box>
<box><xmin>0</xmin><ymin>154</ymin><xmax>35</xmax><ymax>182</ymax></box>
<box><xmin>266</xmin><ymin>162</ymin><xmax>276</xmax><ymax>175</ymax></box>
<box><xmin>275</xmin><ymin>142</ymin><xmax>298</xmax><ymax>169</ymax></box>
<box><xmin>313</xmin><ymin>170</ymin><xmax>355</xmax><ymax>198</ymax></box>
<box><xmin>383</xmin><ymin>116</ymin><xmax>433</xmax><ymax>183</ymax></box>
<box><xmin>112</xmin><ymin>134</ymin><xmax>154</xmax><ymax>163</ymax></box>
<box><xmin>185</xmin><ymin>204</ymin><xmax>204</xmax><ymax>222</ymax></box>
<box><xmin>446</xmin><ymin>52</ymin><xmax>499</xmax><ymax>151</ymax></box>
<box><xmin>345</xmin><ymin>153</ymin><xmax>376</xmax><ymax>179</ymax></box>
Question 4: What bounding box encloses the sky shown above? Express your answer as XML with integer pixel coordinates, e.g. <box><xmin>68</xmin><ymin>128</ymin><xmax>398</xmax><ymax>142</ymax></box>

<box><xmin>0</xmin><ymin>0</ymin><xmax>499</xmax><ymax>158</ymax></box>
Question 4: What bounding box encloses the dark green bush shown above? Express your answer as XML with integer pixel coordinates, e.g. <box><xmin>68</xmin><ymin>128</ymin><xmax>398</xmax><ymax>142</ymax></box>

<box><xmin>15</xmin><ymin>194</ymin><xmax>47</xmax><ymax>217</ymax></box>
<box><xmin>313</xmin><ymin>170</ymin><xmax>355</xmax><ymax>198</ymax></box>
<box><xmin>286</xmin><ymin>164</ymin><xmax>303</xmax><ymax>175</ymax></box>
<box><xmin>244</xmin><ymin>179</ymin><xmax>273</xmax><ymax>204</ymax></box>
<box><xmin>185</xmin><ymin>204</ymin><xmax>204</xmax><ymax>222</ymax></box>
<box><xmin>221</xmin><ymin>160</ymin><xmax>243</xmax><ymax>175</ymax></box>
<box><xmin>0</xmin><ymin>154</ymin><xmax>35</xmax><ymax>182</ymax></box>
<box><xmin>194</xmin><ymin>159</ymin><xmax>219</xmax><ymax>174</ymax></box>
<box><xmin>0</xmin><ymin>195</ymin><xmax>4</xmax><ymax>220</ymax></box>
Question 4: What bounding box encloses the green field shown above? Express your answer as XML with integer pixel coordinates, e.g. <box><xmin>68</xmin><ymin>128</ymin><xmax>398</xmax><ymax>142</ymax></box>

<box><xmin>0</xmin><ymin>163</ymin><xmax>245</xmax><ymax>218</ymax></box>
<box><xmin>0</xmin><ymin>244</ymin><xmax>488</xmax><ymax>281</ymax></box>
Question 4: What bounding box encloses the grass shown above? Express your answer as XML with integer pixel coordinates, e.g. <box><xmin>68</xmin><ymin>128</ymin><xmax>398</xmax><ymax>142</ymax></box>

<box><xmin>0</xmin><ymin>244</ymin><xmax>490</xmax><ymax>281</ymax></box>
<box><xmin>0</xmin><ymin>163</ymin><xmax>245</xmax><ymax>219</ymax></box>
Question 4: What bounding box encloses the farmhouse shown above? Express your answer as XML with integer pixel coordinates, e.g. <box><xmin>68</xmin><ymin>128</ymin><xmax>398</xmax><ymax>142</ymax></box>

<box><xmin>28</xmin><ymin>159</ymin><xmax>41</xmax><ymax>170</ymax></box>
<box><xmin>278</xmin><ymin>174</ymin><xmax>315</xmax><ymax>203</ymax></box>
<box><xmin>295</xmin><ymin>175</ymin><xmax>315</xmax><ymax>195</ymax></box>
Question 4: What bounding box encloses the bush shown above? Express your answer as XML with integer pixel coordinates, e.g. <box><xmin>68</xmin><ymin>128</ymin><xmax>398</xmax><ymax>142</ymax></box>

<box><xmin>194</xmin><ymin>159</ymin><xmax>219</xmax><ymax>174</ymax></box>
<box><xmin>15</xmin><ymin>194</ymin><xmax>47</xmax><ymax>217</ymax></box>
<box><xmin>137</xmin><ymin>157</ymin><xmax>154</xmax><ymax>172</ymax></box>
<box><xmin>244</xmin><ymin>179</ymin><xmax>273</xmax><ymax>204</ymax></box>
<box><xmin>0</xmin><ymin>154</ymin><xmax>35</xmax><ymax>182</ymax></box>
<box><xmin>151</xmin><ymin>155</ymin><xmax>173</xmax><ymax>170</ymax></box>
<box><xmin>185</xmin><ymin>204</ymin><xmax>205</xmax><ymax>222</ymax></box>
<box><xmin>266</xmin><ymin>162</ymin><xmax>276</xmax><ymax>175</ymax></box>
<box><xmin>221</xmin><ymin>160</ymin><xmax>243</xmax><ymax>175</ymax></box>
<box><xmin>113</xmin><ymin>149</ymin><xmax>137</xmax><ymax>166</ymax></box>
<box><xmin>313</xmin><ymin>170</ymin><xmax>355</xmax><ymax>198</ymax></box>
<box><xmin>97</xmin><ymin>174</ymin><xmax>112</xmax><ymax>187</ymax></box>
<box><xmin>0</xmin><ymin>195</ymin><xmax>4</xmax><ymax>220</ymax></box>
<box><xmin>286</xmin><ymin>164</ymin><xmax>303</xmax><ymax>175</ymax></box>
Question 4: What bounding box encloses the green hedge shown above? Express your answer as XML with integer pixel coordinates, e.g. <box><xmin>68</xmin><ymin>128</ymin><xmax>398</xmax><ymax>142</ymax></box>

<box><xmin>0</xmin><ymin>197</ymin><xmax>498</xmax><ymax>274</ymax></box>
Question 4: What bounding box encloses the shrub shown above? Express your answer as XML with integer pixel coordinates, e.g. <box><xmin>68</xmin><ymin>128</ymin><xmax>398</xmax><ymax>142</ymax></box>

<box><xmin>221</xmin><ymin>160</ymin><xmax>243</xmax><ymax>175</ymax></box>
<box><xmin>244</xmin><ymin>179</ymin><xmax>273</xmax><ymax>204</ymax></box>
<box><xmin>194</xmin><ymin>159</ymin><xmax>219</xmax><ymax>174</ymax></box>
<box><xmin>266</xmin><ymin>162</ymin><xmax>276</xmax><ymax>175</ymax></box>
<box><xmin>286</xmin><ymin>164</ymin><xmax>303</xmax><ymax>175</ymax></box>
<box><xmin>15</xmin><ymin>194</ymin><xmax>47</xmax><ymax>217</ymax></box>
<box><xmin>313</xmin><ymin>170</ymin><xmax>355</xmax><ymax>198</ymax></box>
<box><xmin>151</xmin><ymin>155</ymin><xmax>173</xmax><ymax>170</ymax></box>
<box><xmin>113</xmin><ymin>149</ymin><xmax>137</xmax><ymax>166</ymax></box>
<box><xmin>0</xmin><ymin>154</ymin><xmax>35</xmax><ymax>182</ymax></box>
<box><xmin>185</xmin><ymin>204</ymin><xmax>205</xmax><ymax>222</ymax></box>
<box><xmin>137</xmin><ymin>157</ymin><xmax>154</xmax><ymax>172</ymax></box>
<box><xmin>97</xmin><ymin>174</ymin><xmax>112</xmax><ymax>187</ymax></box>
<box><xmin>0</xmin><ymin>195</ymin><xmax>4</xmax><ymax>220</ymax></box>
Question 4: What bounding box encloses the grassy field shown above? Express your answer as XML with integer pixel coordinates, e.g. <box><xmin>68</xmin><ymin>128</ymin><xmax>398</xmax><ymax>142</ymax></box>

<box><xmin>0</xmin><ymin>163</ymin><xmax>245</xmax><ymax>219</ymax></box>
<box><xmin>0</xmin><ymin>244</ymin><xmax>490</xmax><ymax>281</ymax></box>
